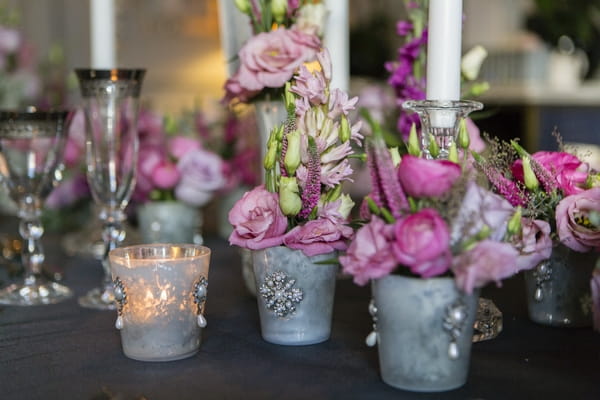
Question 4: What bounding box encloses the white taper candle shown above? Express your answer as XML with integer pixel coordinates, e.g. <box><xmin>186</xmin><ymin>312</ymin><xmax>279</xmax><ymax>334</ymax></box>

<box><xmin>90</xmin><ymin>0</ymin><xmax>116</xmax><ymax>69</ymax></box>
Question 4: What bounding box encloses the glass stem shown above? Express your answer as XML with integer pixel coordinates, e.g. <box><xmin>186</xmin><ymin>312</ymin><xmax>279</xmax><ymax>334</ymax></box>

<box><xmin>18</xmin><ymin>206</ymin><xmax>44</xmax><ymax>286</ymax></box>
<box><xmin>100</xmin><ymin>207</ymin><xmax>126</xmax><ymax>291</ymax></box>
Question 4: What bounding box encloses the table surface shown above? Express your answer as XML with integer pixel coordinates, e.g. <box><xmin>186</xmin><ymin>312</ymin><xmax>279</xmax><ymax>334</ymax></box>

<box><xmin>0</xmin><ymin>233</ymin><xmax>599</xmax><ymax>400</ymax></box>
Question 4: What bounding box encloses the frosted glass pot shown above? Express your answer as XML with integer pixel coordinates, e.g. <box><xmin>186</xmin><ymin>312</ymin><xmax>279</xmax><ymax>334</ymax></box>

<box><xmin>372</xmin><ymin>275</ymin><xmax>479</xmax><ymax>392</ymax></box>
<box><xmin>252</xmin><ymin>246</ymin><xmax>337</xmax><ymax>345</ymax></box>
<box><xmin>524</xmin><ymin>244</ymin><xmax>594</xmax><ymax>327</ymax></box>
<box><xmin>109</xmin><ymin>244</ymin><xmax>211</xmax><ymax>362</ymax></box>
<box><xmin>76</xmin><ymin>69</ymin><xmax>145</xmax><ymax>310</ymax></box>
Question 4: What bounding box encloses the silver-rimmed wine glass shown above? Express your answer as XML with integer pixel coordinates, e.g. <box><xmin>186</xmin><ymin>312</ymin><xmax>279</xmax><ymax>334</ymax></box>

<box><xmin>75</xmin><ymin>69</ymin><xmax>145</xmax><ymax>310</ymax></box>
<box><xmin>0</xmin><ymin>108</ymin><xmax>72</xmax><ymax>305</ymax></box>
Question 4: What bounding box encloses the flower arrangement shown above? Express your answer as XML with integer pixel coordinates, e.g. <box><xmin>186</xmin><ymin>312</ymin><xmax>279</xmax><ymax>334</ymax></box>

<box><xmin>133</xmin><ymin>109</ymin><xmax>226</xmax><ymax>208</ymax></box>
<box><xmin>223</xmin><ymin>0</ymin><xmax>326</xmax><ymax>104</ymax></box>
<box><xmin>228</xmin><ymin>48</ymin><xmax>363</xmax><ymax>257</ymax></box>
<box><xmin>474</xmin><ymin>135</ymin><xmax>600</xmax><ymax>329</ymax></box>
<box><xmin>339</xmin><ymin>125</ymin><xmax>548</xmax><ymax>294</ymax></box>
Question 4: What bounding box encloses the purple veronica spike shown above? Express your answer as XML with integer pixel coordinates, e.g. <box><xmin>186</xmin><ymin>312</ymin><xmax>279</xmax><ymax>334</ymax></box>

<box><xmin>299</xmin><ymin>139</ymin><xmax>321</xmax><ymax>219</ymax></box>
<box><xmin>373</xmin><ymin>137</ymin><xmax>408</xmax><ymax>217</ymax></box>
<box><xmin>529</xmin><ymin>157</ymin><xmax>559</xmax><ymax>193</ymax></box>
<box><xmin>484</xmin><ymin>166</ymin><xmax>528</xmax><ymax>207</ymax></box>
<box><xmin>365</xmin><ymin>140</ymin><xmax>384</xmax><ymax>209</ymax></box>
<box><xmin>279</xmin><ymin>134</ymin><xmax>288</xmax><ymax>177</ymax></box>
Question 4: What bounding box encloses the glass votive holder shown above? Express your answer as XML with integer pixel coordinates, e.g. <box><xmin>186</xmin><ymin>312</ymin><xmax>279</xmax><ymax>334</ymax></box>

<box><xmin>109</xmin><ymin>243</ymin><xmax>211</xmax><ymax>362</ymax></box>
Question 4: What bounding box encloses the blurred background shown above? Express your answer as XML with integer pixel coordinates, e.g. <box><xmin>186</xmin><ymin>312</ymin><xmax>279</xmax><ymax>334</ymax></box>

<box><xmin>1</xmin><ymin>0</ymin><xmax>600</xmax><ymax>235</ymax></box>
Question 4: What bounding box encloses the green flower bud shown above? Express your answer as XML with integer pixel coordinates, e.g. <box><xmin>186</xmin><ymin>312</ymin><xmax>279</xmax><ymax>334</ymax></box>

<box><xmin>284</xmin><ymin>130</ymin><xmax>301</xmax><ymax>175</ymax></box>
<box><xmin>507</xmin><ymin>207</ymin><xmax>522</xmax><ymax>236</ymax></box>
<box><xmin>448</xmin><ymin>141</ymin><xmax>459</xmax><ymax>163</ymax></box>
<box><xmin>279</xmin><ymin>176</ymin><xmax>302</xmax><ymax>216</ymax></box>
<box><xmin>271</xmin><ymin>0</ymin><xmax>287</xmax><ymax>23</ymax></box>
<box><xmin>234</xmin><ymin>0</ymin><xmax>251</xmax><ymax>14</ymax></box>
<box><xmin>284</xmin><ymin>82</ymin><xmax>295</xmax><ymax>112</ymax></box>
<box><xmin>263</xmin><ymin>141</ymin><xmax>278</xmax><ymax>170</ymax></box>
<box><xmin>408</xmin><ymin>123</ymin><xmax>421</xmax><ymax>156</ymax></box>
<box><xmin>457</xmin><ymin>118</ymin><xmax>470</xmax><ymax>150</ymax></box>
<box><xmin>389</xmin><ymin>147</ymin><xmax>401</xmax><ymax>167</ymax></box>
<box><xmin>326</xmin><ymin>184</ymin><xmax>342</xmax><ymax>202</ymax></box>
<box><xmin>428</xmin><ymin>133</ymin><xmax>440</xmax><ymax>159</ymax></box>
<box><xmin>522</xmin><ymin>156</ymin><xmax>539</xmax><ymax>191</ymax></box>
<box><xmin>164</xmin><ymin>114</ymin><xmax>178</xmax><ymax>135</ymax></box>
<box><xmin>337</xmin><ymin>194</ymin><xmax>355</xmax><ymax>219</ymax></box>
<box><xmin>340</xmin><ymin>114</ymin><xmax>351</xmax><ymax>142</ymax></box>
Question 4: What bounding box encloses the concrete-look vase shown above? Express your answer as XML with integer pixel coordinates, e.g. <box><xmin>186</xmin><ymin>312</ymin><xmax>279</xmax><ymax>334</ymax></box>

<box><xmin>252</xmin><ymin>246</ymin><xmax>337</xmax><ymax>346</ymax></box>
<box><xmin>372</xmin><ymin>275</ymin><xmax>479</xmax><ymax>392</ymax></box>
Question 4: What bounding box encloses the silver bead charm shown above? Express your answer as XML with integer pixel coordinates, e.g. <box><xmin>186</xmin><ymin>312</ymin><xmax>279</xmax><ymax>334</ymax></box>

<box><xmin>113</xmin><ymin>277</ymin><xmax>127</xmax><ymax>330</ymax></box>
<box><xmin>259</xmin><ymin>270</ymin><xmax>303</xmax><ymax>318</ymax></box>
<box><xmin>532</xmin><ymin>261</ymin><xmax>552</xmax><ymax>302</ymax></box>
<box><xmin>197</xmin><ymin>314</ymin><xmax>207</xmax><ymax>328</ymax></box>
<box><xmin>443</xmin><ymin>297</ymin><xmax>468</xmax><ymax>360</ymax></box>
<box><xmin>193</xmin><ymin>276</ymin><xmax>208</xmax><ymax>328</ymax></box>
<box><xmin>365</xmin><ymin>298</ymin><xmax>378</xmax><ymax>347</ymax></box>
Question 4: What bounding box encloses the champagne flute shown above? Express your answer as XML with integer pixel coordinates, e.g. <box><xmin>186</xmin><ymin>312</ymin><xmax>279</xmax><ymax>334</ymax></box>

<box><xmin>75</xmin><ymin>69</ymin><xmax>145</xmax><ymax>310</ymax></box>
<box><xmin>0</xmin><ymin>108</ymin><xmax>72</xmax><ymax>305</ymax></box>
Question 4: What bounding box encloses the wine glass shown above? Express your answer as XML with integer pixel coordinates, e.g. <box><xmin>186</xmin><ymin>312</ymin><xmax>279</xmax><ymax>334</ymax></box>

<box><xmin>0</xmin><ymin>108</ymin><xmax>72</xmax><ymax>305</ymax></box>
<box><xmin>75</xmin><ymin>69</ymin><xmax>145</xmax><ymax>310</ymax></box>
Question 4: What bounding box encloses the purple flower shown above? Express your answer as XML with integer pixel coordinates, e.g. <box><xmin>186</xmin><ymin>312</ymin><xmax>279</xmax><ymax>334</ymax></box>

<box><xmin>396</xmin><ymin>21</ymin><xmax>413</xmax><ymax>36</ymax></box>
<box><xmin>46</xmin><ymin>173</ymin><xmax>90</xmax><ymax>209</ymax></box>
<box><xmin>168</xmin><ymin>136</ymin><xmax>201</xmax><ymax>159</ymax></box>
<box><xmin>283</xmin><ymin>217</ymin><xmax>353</xmax><ymax>257</ymax></box>
<box><xmin>327</xmin><ymin>88</ymin><xmax>359</xmax><ymax>119</ymax></box>
<box><xmin>152</xmin><ymin>160</ymin><xmax>180</xmax><ymax>190</ymax></box>
<box><xmin>290</xmin><ymin>64</ymin><xmax>327</xmax><ymax>105</ymax></box>
<box><xmin>397</xmin><ymin>155</ymin><xmax>461</xmax><ymax>198</ymax></box>
<box><xmin>339</xmin><ymin>217</ymin><xmax>397</xmax><ymax>286</ymax></box>
<box><xmin>514</xmin><ymin>218</ymin><xmax>553</xmax><ymax>272</ymax></box>
<box><xmin>452</xmin><ymin>240</ymin><xmax>520</xmax><ymax>294</ymax></box>
<box><xmin>174</xmin><ymin>148</ymin><xmax>226</xmax><ymax>207</ymax></box>
<box><xmin>392</xmin><ymin>208</ymin><xmax>452</xmax><ymax>278</ymax></box>
<box><xmin>555</xmin><ymin>188</ymin><xmax>600</xmax><ymax>252</ymax></box>
<box><xmin>228</xmin><ymin>185</ymin><xmax>288</xmax><ymax>250</ymax></box>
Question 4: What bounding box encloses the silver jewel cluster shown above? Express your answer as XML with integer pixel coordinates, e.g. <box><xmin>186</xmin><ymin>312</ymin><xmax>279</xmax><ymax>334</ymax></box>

<box><xmin>113</xmin><ymin>277</ymin><xmax>127</xmax><ymax>330</ymax></box>
<box><xmin>443</xmin><ymin>297</ymin><xmax>468</xmax><ymax>360</ymax></box>
<box><xmin>259</xmin><ymin>271</ymin><xmax>303</xmax><ymax>318</ymax></box>
<box><xmin>533</xmin><ymin>261</ymin><xmax>553</xmax><ymax>302</ymax></box>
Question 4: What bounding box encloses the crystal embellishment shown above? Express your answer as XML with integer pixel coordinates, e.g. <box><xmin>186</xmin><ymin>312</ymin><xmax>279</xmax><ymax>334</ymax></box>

<box><xmin>365</xmin><ymin>299</ymin><xmax>378</xmax><ymax>347</ymax></box>
<box><xmin>533</xmin><ymin>260</ymin><xmax>553</xmax><ymax>302</ymax></box>
<box><xmin>113</xmin><ymin>277</ymin><xmax>127</xmax><ymax>330</ymax></box>
<box><xmin>193</xmin><ymin>276</ymin><xmax>208</xmax><ymax>328</ymax></box>
<box><xmin>259</xmin><ymin>270</ymin><xmax>303</xmax><ymax>318</ymax></box>
<box><xmin>443</xmin><ymin>297</ymin><xmax>468</xmax><ymax>360</ymax></box>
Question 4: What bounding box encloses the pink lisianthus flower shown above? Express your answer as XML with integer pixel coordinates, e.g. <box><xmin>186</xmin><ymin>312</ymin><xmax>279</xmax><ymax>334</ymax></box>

<box><xmin>137</xmin><ymin>109</ymin><xmax>165</xmax><ymax>146</ymax></box>
<box><xmin>168</xmin><ymin>135</ymin><xmax>201</xmax><ymax>159</ymax></box>
<box><xmin>175</xmin><ymin>148</ymin><xmax>226</xmax><ymax>207</ymax></box>
<box><xmin>223</xmin><ymin>27</ymin><xmax>320</xmax><ymax>103</ymax></box>
<box><xmin>392</xmin><ymin>208</ymin><xmax>452</xmax><ymax>278</ymax></box>
<box><xmin>452</xmin><ymin>240</ymin><xmax>520</xmax><ymax>294</ymax></box>
<box><xmin>397</xmin><ymin>155</ymin><xmax>461</xmax><ymax>198</ymax></box>
<box><xmin>339</xmin><ymin>216</ymin><xmax>397</xmax><ymax>286</ymax></box>
<box><xmin>228</xmin><ymin>185</ymin><xmax>288</xmax><ymax>250</ymax></box>
<box><xmin>514</xmin><ymin>218</ymin><xmax>553</xmax><ymax>272</ymax></box>
<box><xmin>555</xmin><ymin>188</ymin><xmax>600</xmax><ymax>252</ymax></box>
<box><xmin>512</xmin><ymin>151</ymin><xmax>589</xmax><ymax>195</ymax></box>
<box><xmin>133</xmin><ymin>145</ymin><xmax>165</xmax><ymax>201</ymax></box>
<box><xmin>283</xmin><ymin>217</ymin><xmax>353</xmax><ymax>257</ymax></box>
<box><xmin>290</xmin><ymin>64</ymin><xmax>327</xmax><ymax>105</ymax></box>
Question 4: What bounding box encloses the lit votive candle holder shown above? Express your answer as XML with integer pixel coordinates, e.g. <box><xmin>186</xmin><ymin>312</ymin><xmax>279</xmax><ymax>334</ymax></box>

<box><xmin>109</xmin><ymin>244</ymin><xmax>211</xmax><ymax>362</ymax></box>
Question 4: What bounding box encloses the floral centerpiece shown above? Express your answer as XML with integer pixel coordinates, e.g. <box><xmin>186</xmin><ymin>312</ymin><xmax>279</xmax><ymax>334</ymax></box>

<box><xmin>227</xmin><ymin>49</ymin><xmax>363</xmax><ymax>345</ymax></box>
<box><xmin>223</xmin><ymin>0</ymin><xmax>326</xmax><ymax>104</ymax></box>
<box><xmin>338</xmin><ymin>121</ymin><xmax>550</xmax><ymax>391</ymax></box>
<box><xmin>474</xmin><ymin>135</ymin><xmax>600</xmax><ymax>329</ymax></box>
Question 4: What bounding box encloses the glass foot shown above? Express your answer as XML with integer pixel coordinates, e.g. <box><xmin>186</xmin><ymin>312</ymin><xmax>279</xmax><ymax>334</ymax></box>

<box><xmin>0</xmin><ymin>281</ymin><xmax>72</xmax><ymax>305</ymax></box>
<box><xmin>472</xmin><ymin>298</ymin><xmax>503</xmax><ymax>342</ymax></box>
<box><xmin>78</xmin><ymin>287</ymin><xmax>116</xmax><ymax>310</ymax></box>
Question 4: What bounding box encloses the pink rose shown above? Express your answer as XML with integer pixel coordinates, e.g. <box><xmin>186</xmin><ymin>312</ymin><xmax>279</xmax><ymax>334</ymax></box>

<box><xmin>339</xmin><ymin>217</ymin><xmax>397</xmax><ymax>286</ymax></box>
<box><xmin>555</xmin><ymin>188</ymin><xmax>600</xmax><ymax>252</ymax></box>
<box><xmin>392</xmin><ymin>208</ymin><xmax>451</xmax><ymax>278</ymax></box>
<box><xmin>283</xmin><ymin>217</ymin><xmax>353</xmax><ymax>257</ymax></box>
<box><xmin>133</xmin><ymin>145</ymin><xmax>165</xmax><ymax>201</ymax></box>
<box><xmin>223</xmin><ymin>27</ymin><xmax>320</xmax><ymax>103</ymax></box>
<box><xmin>175</xmin><ymin>149</ymin><xmax>226</xmax><ymax>207</ymax></box>
<box><xmin>512</xmin><ymin>151</ymin><xmax>589</xmax><ymax>195</ymax></box>
<box><xmin>228</xmin><ymin>185</ymin><xmax>288</xmax><ymax>250</ymax></box>
<box><xmin>452</xmin><ymin>240</ymin><xmax>520</xmax><ymax>294</ymax></box>
<box><xmin>152</xmin><ymin>160</ymin><xmax>180</xmax><ymax>189</ymax></box>
<box><xmin>397</xmin><ymin>155</ymin><xmax>461</xmax><ymax>198</ymax></box>
<box><xmin>515</xmin><ymin>218</ymin><xmax>553</xmax><ymax>272</ymax></box>
<box><xmin>168</xmin><ymin>136</ymin><xmax>201</xmax><ymax>159</ymax></box>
